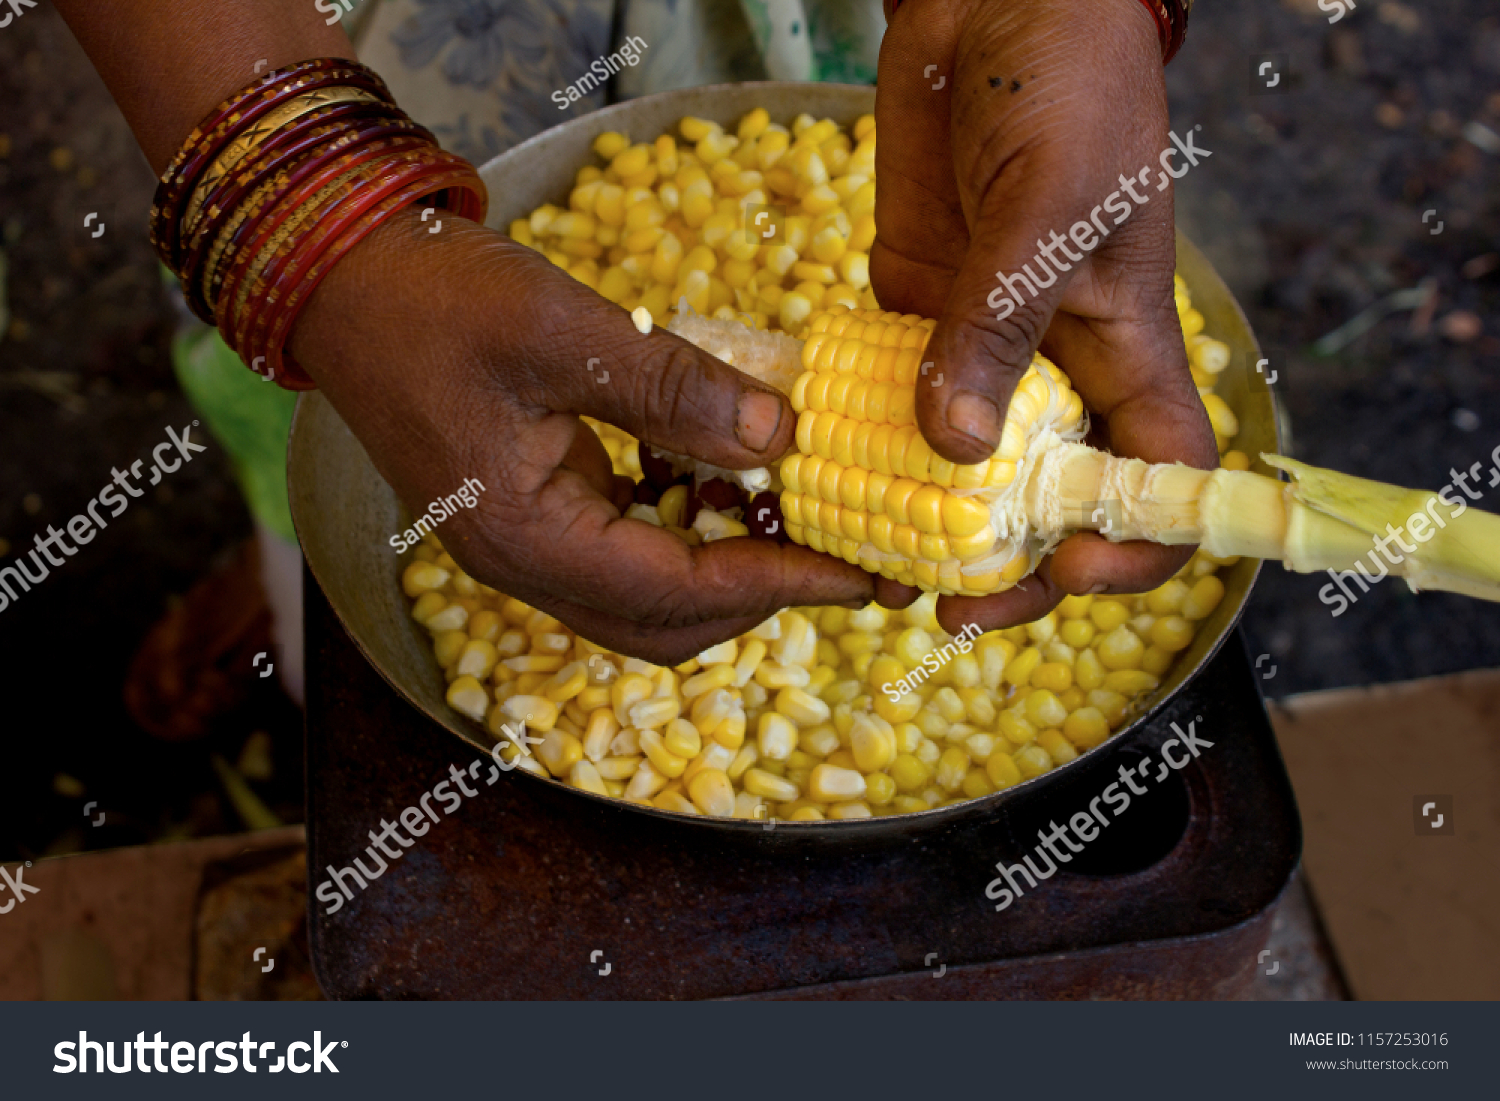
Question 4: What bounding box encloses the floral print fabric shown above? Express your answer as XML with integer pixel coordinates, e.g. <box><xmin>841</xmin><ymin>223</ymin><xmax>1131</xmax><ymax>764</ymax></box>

<box><xmin>351</xmin><ymin>0</ymin><xmax>882</xmax><ymax>162</ymax></box>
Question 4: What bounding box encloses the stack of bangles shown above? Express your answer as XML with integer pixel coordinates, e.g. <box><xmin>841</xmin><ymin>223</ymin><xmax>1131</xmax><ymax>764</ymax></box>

<box><xmin>149</xmin><ymin>58</ymin><xmax>488</xmax><ymax>390</ymax></box>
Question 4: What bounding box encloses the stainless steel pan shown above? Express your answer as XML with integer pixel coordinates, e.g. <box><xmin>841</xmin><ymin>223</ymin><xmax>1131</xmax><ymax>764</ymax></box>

<box><xmin>287</xmin><ymin>82</ymin><xmax>1280</xmax><ymax>840</ymax></box>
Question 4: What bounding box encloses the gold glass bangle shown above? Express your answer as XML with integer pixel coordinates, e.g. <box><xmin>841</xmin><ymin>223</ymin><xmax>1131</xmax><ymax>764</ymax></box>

<box><xmin>227</xmin><ymin>161</ymin><xmax>378</xmax><ymax>339</ymax></box>
<box><xmin>182</xmin><ymin>86</ymin><xmax>384</xmax><ymax>233</ymax></box>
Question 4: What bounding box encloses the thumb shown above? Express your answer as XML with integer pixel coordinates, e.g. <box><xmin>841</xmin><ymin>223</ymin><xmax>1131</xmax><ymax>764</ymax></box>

<box><xmin>524</xmin><ymin>268</ymin><xmax>795</xmax><ymax>471</ymax></box>
<box><xmin>915</xmin><ymin>183</ymin><xmax>1091</xmax><ymax>465</ymax></box>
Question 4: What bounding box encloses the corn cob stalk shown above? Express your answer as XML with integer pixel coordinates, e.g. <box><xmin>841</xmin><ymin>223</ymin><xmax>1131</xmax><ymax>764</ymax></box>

<box><xmin>671</xmin><ymin>305</ymin><xmax>1500</xmax><ymax>601</ymax></box>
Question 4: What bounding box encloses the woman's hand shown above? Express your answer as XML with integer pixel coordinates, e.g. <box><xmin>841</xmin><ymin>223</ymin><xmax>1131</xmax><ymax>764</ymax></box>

<box><xmin>292</xmin><ymin>209</ymin><xmax>874</xmax><ymax>664</ymax></box>
<box><xmin>874</xmin><ymin>0</ymin><xmax>1218</xmax><ymax>635</ymax></box>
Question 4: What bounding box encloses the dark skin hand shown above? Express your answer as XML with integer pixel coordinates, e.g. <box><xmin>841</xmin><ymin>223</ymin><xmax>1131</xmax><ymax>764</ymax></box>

<box><xmin>873</xmin><ymin>0</ymin><xmax>1218</xmax><ymax>636</ymax></box>
<box><xmin>292</xmin><ymin>210</ymin><xmax>875</xmax><ymax>664</ymax></box>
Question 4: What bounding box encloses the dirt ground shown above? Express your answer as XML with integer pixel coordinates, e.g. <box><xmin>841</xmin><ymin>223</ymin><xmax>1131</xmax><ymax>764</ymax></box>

<box><xmin>1</xmin><ymin>0</ymin><xmax>1497</xmax><ymax>863</ymax></box>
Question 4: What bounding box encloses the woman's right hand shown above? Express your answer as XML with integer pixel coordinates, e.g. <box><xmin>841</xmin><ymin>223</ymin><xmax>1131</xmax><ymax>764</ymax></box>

<box><xmin>290</xmin><ymin>207</ymin><xmax>875</xmax><ymax>665</ymax></box>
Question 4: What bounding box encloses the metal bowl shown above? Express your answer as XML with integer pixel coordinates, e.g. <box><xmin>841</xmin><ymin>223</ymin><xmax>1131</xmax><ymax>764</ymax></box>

<box><xmin>287</xmin><ymin>81</ymin><xmax>1279</xmax><ymax>842</ymax></box>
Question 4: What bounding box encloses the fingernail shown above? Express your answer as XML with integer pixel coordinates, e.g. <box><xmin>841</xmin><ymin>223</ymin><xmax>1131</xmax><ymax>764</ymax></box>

<box><xmin>736</xmin><ymin>391</ymin><xmax>783</xmax><ymax>452</ymax></box>
<box><xmin>947</xmin><ymin>392</ymin><xmax>1001</xmax><ymax>450</ymax></box>
<box><xmin>1087</xmin><ymin>583</ymin><xmax>1109</xmax><ymax>595</ymax></box>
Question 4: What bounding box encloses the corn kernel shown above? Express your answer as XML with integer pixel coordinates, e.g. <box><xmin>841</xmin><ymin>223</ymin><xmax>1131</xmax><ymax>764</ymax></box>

<box><xmin>1103</xmin><ymin>670</ymin><xmax>1160</xmax><ymax>695</ymax></box>
<box><xmin>1063</xmin><ymin>707</ymin><xmax>1111</xmax><ymax>749</ymax></box>
<box><xmin>445</xmin><ymin>675</ymin><xmax>490</xmax><ymax>722</ymax></box>
<box><xmin>874</xmin><ymin>690</ymin><xmax>922</xmax><ymax>724</ymax></box>
<box><xmin>1013</xmin><ymin>745</ymin><xmax>1053</xmax><ymax>779</ymax></box>
<box><xmin>935</xmin><ymin>746</ymin><xmax>969</xmax><ymax>792</ymax></box>
<box><xmin>1025</xmin><ymin>689</ymin><xmax>1068</xmax><ymax>728</ymax></box>
<box><xmin>542</xmin><ymin>660</ymin><xmax>588</xmax><ymax>702</ymax></box>
<box><xmin>611</xmin><ymin>673</ymin><xmax>654</xmax><ymax>725</ymax></box>
<box><xmin>863</xmin><ymin>772</ymin><xmax>896</xmax><ymax>806</ymax></box>
<box><xmin>688</xmin><ymin>768</ymin><xmax>736</xmax><ymax>817</ymax></box>
<box><xmin>538</xmin><ymin>729</ymin><xmax>584</xmax><ymax>776</ymax></box>
<box><xmin>744</xmin><ymin>768</ymin><xmax>799</xmax><ymax>802</ymax></box>
<box><xmin>1096</xmin><ymin>625</ymin><xmax>1145</xmax><ymax>671</ymax></box>
<box><xmin>1182</xmin><ymin>576</ymin><xmax>1225</xmax><ymax>620</ymax></box>
<box><xmin>663</xmin><ymin>717</ymin><xmax>702</xmax><ymax>759</ymax></box>
<box><xmin>629</xmin><ymin>695</ymin><xmax>681</xmax><ymax>730</ymax></box>
<box><xmin>402</xmin><ymin>561</ymin><xmax>451</xmax><ymax>597</ymax></box>
<box><xmin>809</xmin><ymin>763</ymin><xmax>867</xmax><ymax>802</ymax></box>
<box><xmin>776</xmin><ymin>686</ymin><xmax>831</xmax><ymax>726</ymax></box>
<box><xmin>433</xmin><ymin>629</ymin><xmax>469</xmax><ymax>670</ymax></box>
<box><xmin>1004</xmin><ymin>646</ymin><xmax>1043</xmax><ymax>687</ymax></box>
<box><xmin>890</xmin><ymin>753</ymin><xmax>932</xmax><ymax>792</ymax></box>
<box><xmin>1141</xmin><ymin>646</ymin><xmax>1175</xmax><ymax>676</ymax></box>
<box><xmin>849</xmin><ymin>712</ymin><xmax>896</xmax><ymax>772</ymax></box>
<box><xmin>998</xmin><ymin>709</ymin><xmax>1037</xmax><ymax>747</ymax></box>
<box><xmin>583</xmin><ymin>708</ymin><xmax>619</xmax><ymax>762</ymax></box>
<box><xmin>624</xmin><ymin>759</ymin><xmax>669</xmax><ymax>801</ymax></box>
<box><xmin>501</xmin><ymin>694</ymin><xmax>560</xmax><ymax>733</ymax></box>
<box><xmin>1032</xmin><ymin>661</ymin><xmax>1074</xmax><ymax>693</ymax></box>
<box><xmin>1089</xmin><ymin>600</ymin><xmax>1131</xmax><ymax>632</ymax></box>
<box><xmin>758</xmin><ymin>712</ymin><xmax>799</xmax><ymax>760</ymax></box>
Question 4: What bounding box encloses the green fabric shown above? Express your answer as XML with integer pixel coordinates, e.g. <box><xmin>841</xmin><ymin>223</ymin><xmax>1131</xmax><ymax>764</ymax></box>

<box><xmin>170</xmin><ymin>321</ymin><xmax>299</xmax><ymax>543</ymax></box>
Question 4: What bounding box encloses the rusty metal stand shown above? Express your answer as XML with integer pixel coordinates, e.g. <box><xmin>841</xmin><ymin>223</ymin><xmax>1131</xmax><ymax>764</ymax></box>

<box><xmin>305</xmin><ymin>572</ymin><xmax>1299</xmax><ymax>999</ymax></box>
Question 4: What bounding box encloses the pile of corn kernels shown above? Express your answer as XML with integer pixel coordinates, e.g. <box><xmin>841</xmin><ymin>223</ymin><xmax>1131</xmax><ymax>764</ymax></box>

<box><xmin>395</xmin><ymin>108</ymin><xmax>1245</xmax><ymax>820</ymax></box>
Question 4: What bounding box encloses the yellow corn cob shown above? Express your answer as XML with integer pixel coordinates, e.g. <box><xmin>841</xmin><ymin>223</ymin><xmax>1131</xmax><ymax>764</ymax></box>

<box><xmin>781</xmin><ymin>309</ymin><xmax>1086</xmax><ymax>596</ymax></box>
<box><xmin>672</xmin><ymin>305</ymin><xmax>1500</xmax><ymax>603</ymax></box>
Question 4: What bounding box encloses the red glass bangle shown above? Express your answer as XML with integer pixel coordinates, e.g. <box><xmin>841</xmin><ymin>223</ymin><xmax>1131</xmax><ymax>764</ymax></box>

<box><xmin>155</xmin><ymin>59</ymin><xmax>346</xmax><ymax>202</ymax></box>
<box><xmin>202</xmin><ymin>128</ymin><xmax>434</xmax><ymax>326</ymax></box>
<box><xmin>212</xmin><ymin>134</ymin><xmax>436</xmax><ymax>351</ymax></box>
<box><xmin>1136</xmin><ymin>0</ymin><xmax>1170</xmax><ymax>56</ymax></box>
<box><xmin>1137</xmin><ymin>0</ymin><xmax>1189</xmax><ymax>63</ymax></box>
<box><xmin>181</xmin><ymin>110</ymin><xmax>387</xmax><ymax>321</ymax></box>
<box><xmin>155</xmin><ymin>68</ymin><xmax>395</xmax><ymax>271</ymax></box>
<box><xmin>153</xmin><ymin>56</ymin><xmax>489</xmax><ymax>392</ymax></box>
<box><xmin>259</xmin><ymin>164</ymin><xmax>485</xmax><ymax>390</ymax></box>
<box><xmin>231</xmin><ymin>150</ymin><xmax>437</xmax><ymax>363</ymax></box>
<box><xmin>182</xmin><ymin>96</ymin><xmax>398</xmax><ymax>245</ymax></box>
<box><xmin>183</xmin><ymin>113</ymin><xmax>427</xmax><ymax>322</ymax></box>
<box><xmin>218</xmin><ymin>151</ymin><xmax>416</xmax><ymax>361</ymax></box>
<box><xmin>151</xmin><ymin>61</ymin><xmax>395</xmax><ymax>270</ymax></box>
<box><xmin>241</xmin><ymin>151</ymin><xmax>484</xmax><ymax>382</ymax></box>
